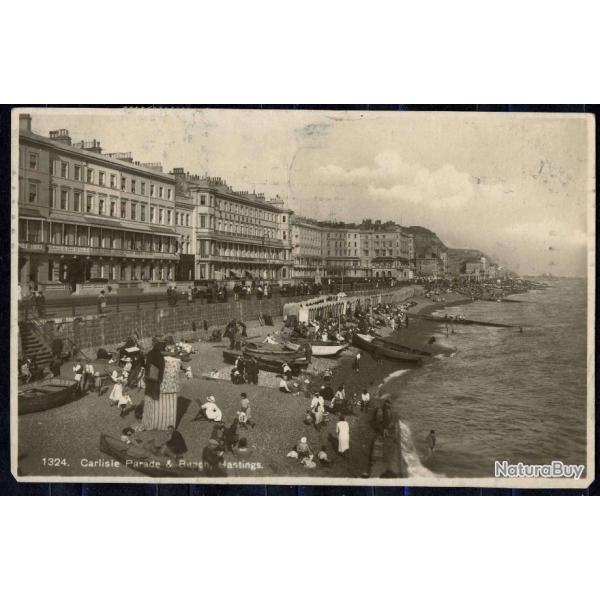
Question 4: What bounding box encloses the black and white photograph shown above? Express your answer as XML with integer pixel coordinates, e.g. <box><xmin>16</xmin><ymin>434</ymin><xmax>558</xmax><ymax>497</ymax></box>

<box><xmin>11</xmin><ymin>108</ymin><xmax>595</xmax><ymax>486</ymax></box>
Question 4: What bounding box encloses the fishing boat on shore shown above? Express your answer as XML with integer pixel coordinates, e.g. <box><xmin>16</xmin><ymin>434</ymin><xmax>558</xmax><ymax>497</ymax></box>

<box><xmin>222</xmin><ymin>350</ymin><xmax>309</xmax><ymax>373</ymax></box>
<box><xmin>99</xmin><ymin>434</ymin><xmax>203</xmax><ymax>478</ymax></box>
<box><xmin>18</xmin><ymin>378</ymin><xmax>81</xmax><ymax>415</ymax></box>
<box><xmin>352</xmin><ymin>334</ymin><xmax>424</xmax><ymax>363</ymax></box>
<box><xmin>287</xmin><ymin>338</ymin><xmax>349</xmax><ymax>357</ymax></box>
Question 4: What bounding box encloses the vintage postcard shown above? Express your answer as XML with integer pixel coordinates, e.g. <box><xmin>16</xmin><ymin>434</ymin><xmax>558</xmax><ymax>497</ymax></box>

<box><xmin>10</xmin><ymin>107</ymin><xmax>595</xmax><ymax>487</ymax></box>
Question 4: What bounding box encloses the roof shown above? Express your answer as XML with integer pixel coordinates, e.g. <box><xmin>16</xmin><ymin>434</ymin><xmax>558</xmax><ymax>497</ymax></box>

<box><xmin>20</xmin><ymin>130</ymin><xmax>175</xmax><ymax>183</ymax></box>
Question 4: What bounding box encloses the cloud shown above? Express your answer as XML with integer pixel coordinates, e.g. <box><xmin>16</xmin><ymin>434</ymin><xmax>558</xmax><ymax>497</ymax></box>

<box><xmin>316</xmin><ymin>152</ymin><xmax>475</xmax><ymax>210</ymax></box>
<box><xmin>504</xmin><ymin>219</ymin><xmax>587</xmax><ymax>246</ymax></box>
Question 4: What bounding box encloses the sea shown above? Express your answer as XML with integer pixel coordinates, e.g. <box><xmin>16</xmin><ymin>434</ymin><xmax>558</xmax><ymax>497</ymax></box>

<box><xmin>379</xmin><ymin>278</ymin><xmax>590</xmax><ymax>478</ymax></box>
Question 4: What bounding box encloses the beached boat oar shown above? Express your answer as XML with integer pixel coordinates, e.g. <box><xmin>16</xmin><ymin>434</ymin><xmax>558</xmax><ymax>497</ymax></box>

<box><xmin>352</xmin><ymin>334</ymin><xmax>423</xmax><ymax>363</ymax></box>
<box><xmin>18</xmin><ymin>378</ymin><xmax>81</xmax><ymax>415</ymax></box>
<box><xmin>99</xmin><ymin>434</ymin><xmax>203</xmax><ymax>478</ymax></box>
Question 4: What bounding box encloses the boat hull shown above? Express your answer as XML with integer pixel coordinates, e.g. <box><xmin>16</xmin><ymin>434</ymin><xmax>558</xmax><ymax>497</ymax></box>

<box><xmin>310</xmin><ymin>344</ymin><xmax>348</xmax><ymax>357</ymax></box>
<box><xmin>18</xmin><ymin>378</ymin><xmax>81</xmax><ymax>415</ymax></box>
<box><xmin>352</xmin><ymin>334</ymin><xmax>423</xmax><ymax>363</ymax></box>
<box><xmin>223</xmin><ymin>350</ymin><xmax>308</xmax><ymax>373</ymax></box>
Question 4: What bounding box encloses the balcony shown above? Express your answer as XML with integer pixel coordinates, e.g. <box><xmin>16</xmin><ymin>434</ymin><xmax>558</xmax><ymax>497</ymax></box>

<box><xmin>19</xmin><ymin>241</ymin><xmax>179</xmax><ymax>261</ymax></box>
<box><xmin>210</xmin><ymin>255</ymin><xmax>289</xmax><ymax>265</ymax></box>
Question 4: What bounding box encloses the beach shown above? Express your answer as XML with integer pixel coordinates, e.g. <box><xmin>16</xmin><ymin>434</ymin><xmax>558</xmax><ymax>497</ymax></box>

<box><xmin>18</xmin><ymin>289</ymin><xmax>474</xmax><ymax>481</ymax></box>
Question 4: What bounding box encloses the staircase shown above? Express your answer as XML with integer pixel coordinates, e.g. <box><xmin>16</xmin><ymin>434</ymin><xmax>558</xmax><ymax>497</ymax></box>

<box><xmin>19</xmin><ymin>321</ymin><xmax>54</xmax><ymax>370</ymax></box>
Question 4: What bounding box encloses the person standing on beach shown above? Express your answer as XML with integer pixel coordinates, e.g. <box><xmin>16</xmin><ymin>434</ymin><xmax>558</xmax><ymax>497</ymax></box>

<box><xmin>336</xmin><ymin>415</ymin><xmax>350</xmax><ymax>456</ymax></box>
<box><xmin>360</xmin><ymin>389</ymin><xmax>370</xmax><ymax>413</ymax></box>
<box><xmin>426</xmin><ymin>430</ymin><xmax>436</xmax><ymax>456</ymax></box>
<box><xmin>310</xmin><ymin>391</ymin><xmax>325</xmax><ymax>430</ymax></box>
<box><xmin>353</xmin><ymin>352</ymin><xmax>361</xmax><ymax>373</ymax></box>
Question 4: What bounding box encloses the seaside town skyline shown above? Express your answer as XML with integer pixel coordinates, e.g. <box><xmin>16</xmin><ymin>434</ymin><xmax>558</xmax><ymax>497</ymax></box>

<box><xmin>21</xmin><ymin>109</ymin><xmax>590</xmax><ymax>279</ymax></box>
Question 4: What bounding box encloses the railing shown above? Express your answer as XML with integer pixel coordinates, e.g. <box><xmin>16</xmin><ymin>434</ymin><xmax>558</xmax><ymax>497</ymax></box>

<box><xmin>19</xmin><ymin>241</ymin><xmax>179</xmax><ymax>261</ymax></box>
<box><xmin>25</xmin><ymin>319</ymin><xmax>90</xmax><ymax>361</ymax></box>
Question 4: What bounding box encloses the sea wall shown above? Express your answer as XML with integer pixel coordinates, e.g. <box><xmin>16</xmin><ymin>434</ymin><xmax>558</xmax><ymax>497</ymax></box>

<box><xmin>33</xmin><ymin>286</ymin><xmax>422</xmax><ymax>355</ymax></box>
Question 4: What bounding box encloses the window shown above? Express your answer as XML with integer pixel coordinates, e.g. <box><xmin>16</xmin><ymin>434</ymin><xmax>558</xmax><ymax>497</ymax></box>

<box><xmin>131</xmin><ymin>179</ymin><xmax>136</xmax><ymax>194</ymax></box>
<box><xmin>150</xmin><ymin>206</ymin><xmax>155</xmax><ymax>223</ymax></box>
<box><xmin>150</xmin><ymin>184</ymin><xmax>155</xmax><ymax>197</ymax></box>
<box><xmin>159</xmin><ymin>187</ymin><xmax>163</xmax><ymax>199</ymax></box>
<box><xmin>74</xmin><ymin>191</ymin><xmax>82</xmax><ymax>212</ymax></box>
<box><xmin>60</xmin><ymin>162</ymin><xmax>69</xmax><ymax>178</ymax></box>
<box><xmin>167</xmin><ymin>209</ymin><xmax>172</xmax><ymax>225</ymax></box>
<box><xmin>110</xmin><ymin>199</ymin><xmax>116</xmax><ymax>217</ymax></box>
<box><xmin>98</xmin><ymin>197</ymin><xmax>105</xmax><ymax>215</ymax></box>
<box><xmin>167</xmin><ymin>189</ymin><xmax>172</xmax><ymax>200</ymax></box>
<box><xmin>121</xmin><ymin>177</ymin><xmax>126</xmax><ymax>191</ymax></box>
<box><xmin>185</xmin><ymin>214</ymin><xmax>190</xmax><ymax>227</ymax></box>
<box><xmin>74</xmin><ymin>165</ymin><xmax>81</xmax><ymax>181</ymax></box>
<box><xmin>51</xmin><ymin>187</ymin><xmax>57</xmax><ymax>208</ymax></box>
<box><xmin>159</xmin><ymin>208</ymin><xmax>164</xmax><ymax>224</ymax></box>
<box><xmin>86</xmin><ymin>194</ymin><xmax>94</xmax><ymax>213</ymax></box>
<box><xmin>99</xmin><ymin>171</ymin><xmax>106</xmax><ymax>186</ymax></box>
<box><xmin>140</xmin><ymin>205</ymin><xmax>146</xmax><ymax>222</ymax></box>
<box><xmin>121</xmin><ymin>201</ymin><xmax>127</xmax><ymax>219</ymax></box>
<box><xmin>110</xmin><ymin>174</ymin><xmax>117</xmax><ymax>188</ymax></box>
<box><xmin>141</xmin><ymin>182</ymin><xmax>146</xmax><ymax>195</ymax></box>
<box><xmin>60</xmin><ymin>189</ymin><xmax>69</xmax><ymax>210</ymax></box>
<box><xmin>52</xmin><ymin>160</ymin><xmax>59</xmax><ymax>176</ymax></box>
<box><xmin>200</xmin><ymin>215</ymin><xmax>206</xmax><ymax>228</ymax></box>
<box><xmin>28</xmin><ymin>182</ymin><xmax>38</xmax><ymax>203</ymax></box>
<box><xmin>282</xmin><ymin>215</ymin><xmax>286</xmax><ymax>223</ymax></box>
<box><xmin>29</xmin><ymin>153</ymin><xmax>38</xmax><ymax>170</ymax></box>
<box><xmin>131</xmin><ymin>203</ymin><xmax>137</xmax><ymax>221</ymax></box>
<box><xmin>86</xmin><ymin>168</ymin><xmax>94</xmax><ymax>183</ymax></box>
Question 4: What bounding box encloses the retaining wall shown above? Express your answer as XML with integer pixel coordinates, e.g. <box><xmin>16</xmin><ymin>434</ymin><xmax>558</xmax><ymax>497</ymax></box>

<box><xmin>32</xmin><ymin>286</ymin><xmax>422</xmax><ymax>355</ymax></box>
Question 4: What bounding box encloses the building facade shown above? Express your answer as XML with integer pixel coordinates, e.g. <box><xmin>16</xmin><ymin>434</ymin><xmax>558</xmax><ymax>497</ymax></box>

<box><xmin>290</xmin><ymin>216</ymin><xmax>325</xmax><ymax>281</ymax></box>
<box><xmin>172</xmin><ymin>170</ymin><xmax>293</xmax><ymax>286</ymax></box>
<box><xmin>322</xmin><ymin>225</ymin><xmax>363</xmax><ymax>280</ymax></box>
<box><xmin>18</xmin><ymin>115</ymin><xmax>180</xmax><ymax>294</ymax></box>
<box><xmin>416</xmin><ymin>245</ymin><xmax>448</xmax><ymax>277</ymax></box>
<box><xmin>360</xmin><ymin>224</ymin><xmax>414</xmax><ymax>280</ymax></box>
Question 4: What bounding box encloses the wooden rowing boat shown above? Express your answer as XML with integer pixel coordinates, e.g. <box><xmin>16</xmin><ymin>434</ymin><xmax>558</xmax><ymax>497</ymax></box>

<box><xmin>223</xmin><ymin>350</ymin><xmax>308</xmax><ymax>373</ymax></box>
<box><xmin>99</xmin><ymin>434</ymin><xmax>203</xmax><ymax>478</ymax></box>
<box><xmin>18</xmin><ymin>378</ymin><xmax>81</xmax><ymax>415</ymax></box>
<box><xmin>287</xmin><ymin>337</ymin><xmax>349</xmax><ymax>357</ymax></box>
<box><xmin>352</xmin><ymin>334</ymin><xmax>423</xmax><ymax>363</ymax></box>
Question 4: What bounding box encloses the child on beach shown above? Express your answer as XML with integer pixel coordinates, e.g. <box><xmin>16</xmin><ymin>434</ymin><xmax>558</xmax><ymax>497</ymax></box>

<box><xmin>109</xmin><ymin>370</ymin><xmax>125</xmax><ymax>407</ymax></box>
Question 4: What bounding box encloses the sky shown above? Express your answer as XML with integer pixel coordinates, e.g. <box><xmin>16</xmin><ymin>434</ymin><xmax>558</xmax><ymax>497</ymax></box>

<box><xmin>24</xmin><ymin>108</ymin><xmax>593</xmax><ymax>276</ymax></box>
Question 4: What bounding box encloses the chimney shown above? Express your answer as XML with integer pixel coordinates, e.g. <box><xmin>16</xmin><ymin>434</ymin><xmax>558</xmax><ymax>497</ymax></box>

<box><xmin>19</xmin><ymin>114</ymin><xmax>32</xmax><ymax>132</ymax></box>
<box><xmin>49</xmin><ymin>128</ymin><xmax>72</xmax><ymax>145</ymax></box>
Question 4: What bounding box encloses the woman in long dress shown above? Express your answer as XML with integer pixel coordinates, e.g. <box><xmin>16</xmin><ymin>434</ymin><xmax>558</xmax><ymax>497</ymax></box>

<box><xmin>336</xmin><ymin>415</ymin><xmax>350</xmax><ymax>455</ymax></box>
<box><xmin>142</xmin><ymin>344</ymin><xmax>181</xmax><ymax>431</ymax></box>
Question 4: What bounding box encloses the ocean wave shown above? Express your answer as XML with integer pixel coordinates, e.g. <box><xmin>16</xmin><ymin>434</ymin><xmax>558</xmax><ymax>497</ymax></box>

<box><xmin>381</xmin><ymin>369</ymin><xmax>409</xmax><ymax>385</ymax></box>
<box><xmin>398</xmin><ymin>420</ymin><xmax>439</xmax><ymax>477</ymax></box>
